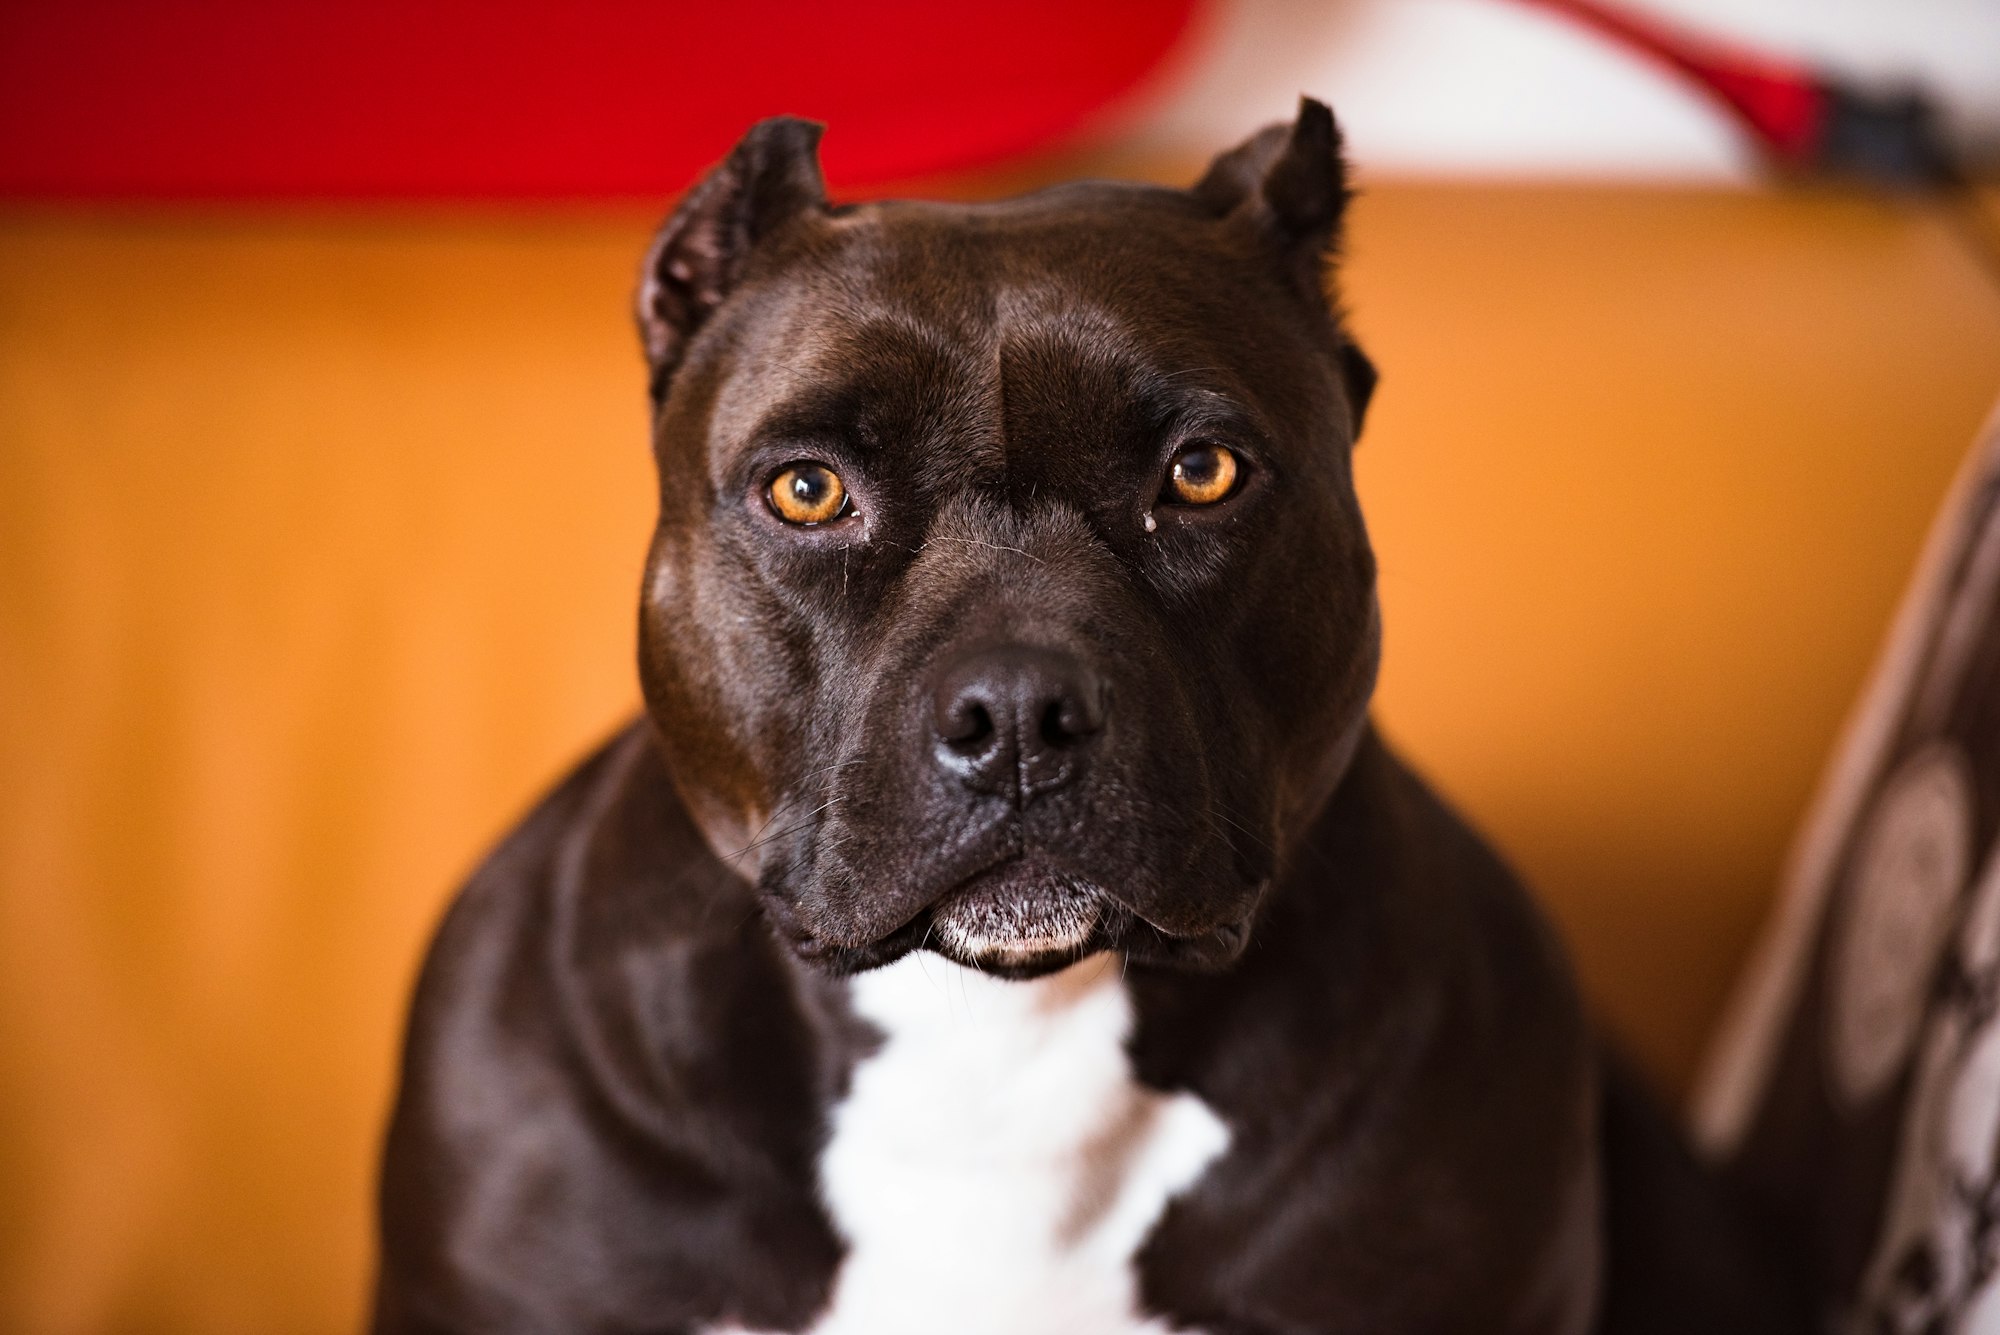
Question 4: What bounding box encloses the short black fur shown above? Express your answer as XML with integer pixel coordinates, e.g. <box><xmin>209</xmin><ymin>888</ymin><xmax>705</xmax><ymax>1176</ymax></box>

<box><xmin>375</xmin><ymin>102</ymin><xmax>1806</xmax><ymax>1333</ymax></box>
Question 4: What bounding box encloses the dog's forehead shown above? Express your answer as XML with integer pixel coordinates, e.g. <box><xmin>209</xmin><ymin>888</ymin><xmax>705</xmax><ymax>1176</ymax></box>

<box><xmin>803</xmin><ymin>196</ymin><xmax>1231</xmax><ymax>366</ymax></box>
<box><xmin>826</xmin><ymin>185</ymin><xmax>1228</xmax><ymax>311</ymax></box>
<box><xmin>706</xmin><ymin>186</ymin><xmax>1296</xmax><ymax>454</ymax></box>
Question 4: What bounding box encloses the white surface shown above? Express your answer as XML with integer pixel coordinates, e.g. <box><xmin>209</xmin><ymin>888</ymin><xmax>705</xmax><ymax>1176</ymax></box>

<box><xmin>1123</xmin><ymin>0</ymin><xmax>2000</xmax><ymax>182</ymax></box>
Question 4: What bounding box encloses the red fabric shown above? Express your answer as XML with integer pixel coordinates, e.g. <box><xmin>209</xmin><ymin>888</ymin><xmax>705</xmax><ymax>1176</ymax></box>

<box><xmin>0</xmin><ymin>1</ymin><xmax>1199</xmax><ymax>200</ymax></box>
<box><xmin>1513</xmin><ymin>0</ymin><xmax>1828</xmax><ymax>163</ymax></box>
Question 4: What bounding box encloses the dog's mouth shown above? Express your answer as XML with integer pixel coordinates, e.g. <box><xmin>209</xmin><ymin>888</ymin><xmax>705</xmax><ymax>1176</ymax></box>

<box><xmin>763</xmin><ymin>857</ymin><xmax>1262</xmax><ymax>979</ymax></box>
<box><xmin>928</xmin><ymin>862</ymin><xmax>1106</xmax><ymax>976</ymax></box>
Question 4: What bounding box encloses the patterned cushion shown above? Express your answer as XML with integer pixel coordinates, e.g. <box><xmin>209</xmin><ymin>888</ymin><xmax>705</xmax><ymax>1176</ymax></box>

<box><xmin>1697</xmin><ymin>402</ymin><xmax>2000</xmax><ymax>1330</ymax></box>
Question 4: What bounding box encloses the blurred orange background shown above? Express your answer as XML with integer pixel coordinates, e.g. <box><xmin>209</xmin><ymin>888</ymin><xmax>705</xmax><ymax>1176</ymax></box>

<box><xmin>4</xmin><ymin>2</ymin><xmax>2000</xmax><ymax>1331</ymax></box>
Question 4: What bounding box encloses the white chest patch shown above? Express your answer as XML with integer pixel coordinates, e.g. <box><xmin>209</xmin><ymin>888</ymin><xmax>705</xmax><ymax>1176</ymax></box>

<box><xmin>796</xmin><ymin>952</ymin><xmax>1230</xmax><ymax>1335</ymax></box>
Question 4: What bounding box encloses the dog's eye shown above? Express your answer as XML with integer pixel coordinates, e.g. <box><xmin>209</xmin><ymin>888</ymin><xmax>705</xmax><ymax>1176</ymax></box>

<box><xmin>1164</xmin><ymin>443</ymin><xmax>1240</xmax><ymax>506</ymax></box>
<box><xmin>767</xmin><ymin>462</ymin><xmax>850</xmax><ymax>525</ymax></box>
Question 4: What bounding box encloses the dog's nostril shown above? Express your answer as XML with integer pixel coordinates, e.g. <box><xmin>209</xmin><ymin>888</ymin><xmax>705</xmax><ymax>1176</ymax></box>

<box><xmin>1040</xmin><ymin>693</ymin><xmax>1103</xmax><ymax>747</ymax></box>
<box><xmin>941</xmin><ymin>699</ymin><xmax>995</xmax><ymax>750</ymax></box>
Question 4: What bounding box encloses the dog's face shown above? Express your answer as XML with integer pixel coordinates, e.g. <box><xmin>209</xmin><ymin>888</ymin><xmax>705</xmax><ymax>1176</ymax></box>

<box><xmin>635</xmin><ymin>103</ymin><xmax>1379</xmax><ymax>978</ymax></box>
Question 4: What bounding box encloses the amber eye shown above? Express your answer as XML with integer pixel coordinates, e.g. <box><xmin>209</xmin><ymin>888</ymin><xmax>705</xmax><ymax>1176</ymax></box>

<box><xmin>1165</xmin><ymin>443</ymin><xmax>1240</xmax><ymax>505</ymax></box>
<box><xmin>767</xmin><ymin>462</ymin><xmax>849</xmax><ymax>525</ymax></box>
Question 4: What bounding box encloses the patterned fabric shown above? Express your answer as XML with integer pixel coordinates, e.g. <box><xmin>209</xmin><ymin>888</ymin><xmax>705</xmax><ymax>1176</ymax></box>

<box><xmin>1698</xmin><ymin>403</ymin><xmax>2000</xmax><ymax>1332</ymax></box>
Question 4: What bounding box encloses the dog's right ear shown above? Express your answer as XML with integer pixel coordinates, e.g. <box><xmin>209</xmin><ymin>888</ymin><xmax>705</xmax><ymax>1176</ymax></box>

<box><xmin>636</xmin><ymin>117</ymin><xmax>827</xmax><ymax>401</ymax></box>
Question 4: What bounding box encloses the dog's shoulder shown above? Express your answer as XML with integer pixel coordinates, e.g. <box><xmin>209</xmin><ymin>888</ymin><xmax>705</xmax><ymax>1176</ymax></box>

<box><xmin>1128</xmin><ymin>728</ymin><xmax>1602</xmax><ymax>1334</ymax></box>
<box><xmin>1131</xmin><ymin>727</ymin><xmax>1589</xmax><ymax>1085</ymax></box>
<box><xmin>394</xmin><ymin>722</ymin><xmax>774</xmax><ymax>1080</ymax></box>
<box><xmin>374</xmin><ymin>722</ymin><xmax>855</xmax><ymax>1334</ymax></box>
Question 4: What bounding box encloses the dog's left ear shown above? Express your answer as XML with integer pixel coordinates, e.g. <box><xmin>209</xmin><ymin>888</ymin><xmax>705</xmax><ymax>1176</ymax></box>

<box><xmin>637</xmin><ymin>116</ymin><xmax>828</xmax><ymax>400</ymax></box>
<box><xmin>1195</xmin><ymin>98</ymin><xmax>1351</xmax><ymax>300</ymax></box>
<box><xmin>1195</xmin><ymin>98</ymin><xmax>1376</xmax><ymax>436</ymax></box>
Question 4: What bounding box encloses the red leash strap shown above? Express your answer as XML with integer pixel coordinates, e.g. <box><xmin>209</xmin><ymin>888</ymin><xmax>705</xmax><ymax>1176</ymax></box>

<box><xmin>1509</xmin><ymin>0</ymin><xmax>1829</xmax><ymax>167</ymax></box>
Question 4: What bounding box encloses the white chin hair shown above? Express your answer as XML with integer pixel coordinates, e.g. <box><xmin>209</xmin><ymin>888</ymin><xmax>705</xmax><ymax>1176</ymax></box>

<box><xmin>934</xmin><ymin>913</ymin><xmax>1097</xmax><ymax>963</ymax></box>
<box><xmin>930</xmin><ymin>870</ymin><xmax>1102</xmax><ymax>963</ymax></box>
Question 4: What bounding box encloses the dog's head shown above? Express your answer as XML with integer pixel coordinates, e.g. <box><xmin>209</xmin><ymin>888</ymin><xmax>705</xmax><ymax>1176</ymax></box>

<box><xmin>634</xmin><ymin>101</ymin><xmax>1379</xmax><ymax>978</ymax></box>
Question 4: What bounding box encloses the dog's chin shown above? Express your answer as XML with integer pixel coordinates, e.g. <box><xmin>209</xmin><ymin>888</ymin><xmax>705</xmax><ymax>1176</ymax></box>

<box><xmin>766</xmin><ymin>860</ymin><xmax>1265</xmax><ymax>980</ymax></box>
<box><xmin>925</xmin><ymin>862</ymin><xmax>1107</xmax><ymax>978</ymax></box>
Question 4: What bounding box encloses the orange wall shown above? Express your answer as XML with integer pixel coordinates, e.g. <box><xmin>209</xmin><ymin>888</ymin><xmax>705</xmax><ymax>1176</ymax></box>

<box><xmin>2</xmin><ymin>180</ymin><xmax>1997</xmax><ymax>1331</ymax></box>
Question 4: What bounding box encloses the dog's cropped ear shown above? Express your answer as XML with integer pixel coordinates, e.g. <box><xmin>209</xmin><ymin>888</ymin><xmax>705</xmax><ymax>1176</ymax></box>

<box><xmin>1197</xmin><ymin>98</ymin><xmax>1375</xmax><ymax>437</ymax></box>
<box><xmin>636</xmin><ymin>117</ymin><xmax>827</xmax><ymax>400</ymax></box>
<box><xmin>1194</xmin><ymin>97</ymin><xmax>1351</xmax><ymax>308</ymax></box>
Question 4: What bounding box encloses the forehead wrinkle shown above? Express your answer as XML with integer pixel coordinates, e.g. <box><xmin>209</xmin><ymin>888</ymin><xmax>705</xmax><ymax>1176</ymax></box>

<box><xmin>718</xmin><ymin>287</ymin><xmax>1010</xmax><ymax>512</ymax></box>
<box><xmin>833</xmin><ymin>255</ymin><xmax>1007</xmax><ymax>482</ymax></box>
<box><xmin>1001</xmin><ymin>281</ymin><xmax>1272</xmax><ymax>431</ymax></box>
<box><xmin>844</xmin><ymin>299</ymin><xmax>1001</xmax><ymax>463</ymax></box>
<box><xmin>983</xmin><ymin>288</ymin><xmax>1134</xmax><ymax>518</ymax></box>
<box><xmin>994</xmin><ymin>287</ymin><xmax>1185</xmax><ymax>423</ymax></box>
<box><xmin>996</xmin><ymin>285</ymin><xmax>1213</xmax><ymax>395</ymax></box>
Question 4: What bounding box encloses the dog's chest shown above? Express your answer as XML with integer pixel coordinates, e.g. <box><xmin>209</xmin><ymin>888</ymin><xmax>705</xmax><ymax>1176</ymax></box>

<box><xmin>798</xmin><ymin>953</ymin><xmax>1229</xmax><ymax>1335</ymax></box>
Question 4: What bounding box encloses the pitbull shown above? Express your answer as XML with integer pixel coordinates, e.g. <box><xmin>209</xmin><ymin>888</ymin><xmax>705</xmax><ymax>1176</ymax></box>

<box><xmin>373</xmin><ymin>102</ymin><xmax>1804</xmax><ymax>1334</ymax></box>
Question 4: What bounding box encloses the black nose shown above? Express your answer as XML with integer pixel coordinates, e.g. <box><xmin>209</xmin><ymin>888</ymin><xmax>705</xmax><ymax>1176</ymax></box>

<box><xmin>931</xmin><ymin>644</ymin><xmax>1108</xmax><ymax>796</ymax></box>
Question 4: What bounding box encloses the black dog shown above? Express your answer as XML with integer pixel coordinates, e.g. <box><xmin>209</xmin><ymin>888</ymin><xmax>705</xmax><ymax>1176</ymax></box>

<box><xmin>374</xmin><ymin>102</ymin><xmax>1802</xmax><ymax>1334</ymax></box>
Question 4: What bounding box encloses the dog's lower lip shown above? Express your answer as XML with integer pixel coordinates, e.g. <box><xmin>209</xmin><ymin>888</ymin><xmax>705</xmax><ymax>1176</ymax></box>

<box><xmin>764</xmin><ymin>862</ymin><xmax>1264</xmax><ymax>975</ymax></box>
<box><xmin>928</xmin><ymin>861</ymin><xmax>1103</xmax><ymax>961</ymax></box>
